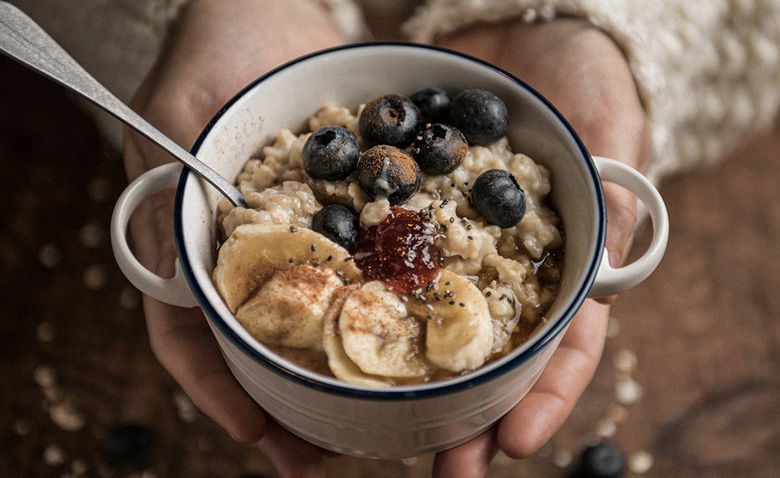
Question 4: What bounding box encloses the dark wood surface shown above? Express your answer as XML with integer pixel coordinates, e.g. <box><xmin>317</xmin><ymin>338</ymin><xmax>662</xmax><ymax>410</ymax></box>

<box><xmin>1</xmin><ymin>51</ymin><xmax>778</xmax><ymax>478</ymax></box>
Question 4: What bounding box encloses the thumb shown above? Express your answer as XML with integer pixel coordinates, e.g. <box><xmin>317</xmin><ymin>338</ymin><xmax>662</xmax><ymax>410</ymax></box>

<box><xmin>575</xmin><ymin>109</ymin><xmax>650</xmax><ymax>303</ymax></box>
<box><xmin>597</xmin><ymin>181</ymin><xmax>639</xmax><ymax>304</ymax></box>
<box><xmin>432</xmin><ymin>430</ymin><xmax>498</xmax><ymax>478</ymax></box>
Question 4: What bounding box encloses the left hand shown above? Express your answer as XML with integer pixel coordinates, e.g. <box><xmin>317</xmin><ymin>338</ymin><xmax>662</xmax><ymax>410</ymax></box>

<box><xmin>123</xmin><ymin>1</ymin><xmax>346</xmax><ymax>476</ymax></box>
<box><xmin>433</xmin><ymin>18</ymin><xmax>649</xmax><ymax>476</ymax></box>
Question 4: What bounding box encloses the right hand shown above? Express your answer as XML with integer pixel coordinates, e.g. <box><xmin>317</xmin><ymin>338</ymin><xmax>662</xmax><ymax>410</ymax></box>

<box><xmin>432</xmin><ymin>18</ymin><xmax>650</xmax><ymax>477</ymax></box>
<box><xmin>122</xmin><ymin>1</ymin><xmax>345</xmax><ymax>476</ymax></box>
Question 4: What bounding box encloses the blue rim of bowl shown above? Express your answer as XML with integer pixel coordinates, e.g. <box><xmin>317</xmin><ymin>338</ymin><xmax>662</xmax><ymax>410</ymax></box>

<box><xmin>174</xmin><ymin>41</ymin><xmax>606</xmax><ymax>400</ymax></box>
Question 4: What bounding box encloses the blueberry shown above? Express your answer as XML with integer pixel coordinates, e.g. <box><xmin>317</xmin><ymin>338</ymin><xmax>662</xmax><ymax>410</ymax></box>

<box><xmin>449</xmin><ymin>88</ymin><xmax>508</xmax><ymax>146</ymax></box>
<box><xmin>413</xmin><ymin>123</ymin><xmax>468</xmax><ymax>175</ymax></box>
<box><xmin>471</xmin><ymin>169</ymin><xmax>525</xmax><ymax>227</ymax></box>
<box><xmin>312</xmin><ymin>204</ymin><xmax>359</xmax><ymax>251</ymax></box>
<box><xmin>410</xmin><ymin>87</ymin><xmax>451</xmax><ymax>123</ymax></box>
<box><xmin>357</xmin><ymin>145</ymin><xmax>421</xmax><ymax>205</ymax></box>
<box><xmin>104</xmin><ymin>423</ymin><xmax>154</xmax><ymax>467</ymax></box>
<box><xmin>577</xmin><ymin>442</ymin><xmax>626</xmax><ymax>478</ymax></box>
<box><xmin>302</xmin><ymin>126</ymin><xmax>359</xmax><ymax>181</ymax></box>
<box><xmin>358</xmin><ymin>94</ymin><xmax>421</xmax><ymax>147</ymax></box>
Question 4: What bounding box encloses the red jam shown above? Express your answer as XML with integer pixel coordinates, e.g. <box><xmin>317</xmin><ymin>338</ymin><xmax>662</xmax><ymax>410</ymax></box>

<box><xmin>354</xmin><ymin>207</ymin><xmax>442</xmax><ymax>295</ymax></box>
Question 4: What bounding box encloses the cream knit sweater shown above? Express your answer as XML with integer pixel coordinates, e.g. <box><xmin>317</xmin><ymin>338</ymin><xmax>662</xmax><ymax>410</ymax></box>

<box><xmin>404</xmin><ymin>0</ymin><xmax>780</xmax><ymax>183</ymax></box>
<box><xmin>10</xmin><ymin>0</ymin><xmax>780</xmax><ymax>183</ymax></box>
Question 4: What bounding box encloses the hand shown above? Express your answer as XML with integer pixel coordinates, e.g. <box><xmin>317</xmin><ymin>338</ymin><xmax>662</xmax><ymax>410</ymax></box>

<box><xmin>433</xmin><ymin>18</ymin><xmax>649</xmax><ymax>476</ymax></box>
<box><xmin>122</xmin><ymin>1</ymin><xmax>344</xmax><ymax>476</ymax></box>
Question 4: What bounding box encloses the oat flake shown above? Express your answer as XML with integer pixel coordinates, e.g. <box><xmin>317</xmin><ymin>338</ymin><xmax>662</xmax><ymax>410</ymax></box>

<box><xmin>49</xmin><ymin>401</ymin><xmax>85</xmax><ymax>431</ymax></box>
<box><xmin>78</xmin><ymin>222</ymin><xmax>103</xmax><ymax>248</ymax></box>
<box><xmin>34</xmin><ymin>366</ymin><xmax>56</xmax><ymax>388</ymax></box>
<box><xmin>174</xmin><ymin>391</ymin><xmax>197</xmax><ymax>423</ymax></box>
<box><xmin>87</xmin><ymin>177</ymin><xmax>111</xmax><ymax>203</ymax></box>
<box><xmin>119</xmin><ymin>287</ymin><xmax>140</xmax><ymax>310</ymax></box>
<box><xmin>14</xmin><ymin>419</ymin><xmax>30</xmax><ymax>436</ymax></box>
<box><xmin>83</xmin><ymin>264</ymin><xmax>107</xmax><ymax>290</ymax></box>
<box><xmin>615</xmin><ymin>377</ymin><xmax>643</xmax><ymax>405</ymax></box>
<box><xmin>39</xmin><ymin>244</ymin><xmax>61</xmax><ymax>268</ymax></box>
<box><xmin>629</xmin><ymin>450</ymin><xmax>654</xmax><ymax>474</ymax></box>
<box><xmin>70</xmin><ymin>458</ymin><xmax>87</xmax><ymax>474</ymax></box>
<box><xmin>43</xmin><ymin>444</ymin><xmax>66</xmax><ymax>466</ymax></box>
<box><xmin>36</xmin><ymin>321</ymin><xmax>56</xmax><ymax>342</ymax></box>
<box><xmin>606</xmin><ymin>316</ymin><xmax>620</xmax><ymax>338</ymax></box>
<box><xmin>613</xmin><ymin>348</ymin><xmax>638</xmax><ymax>374</ymax></box>
<box><xmin>606</xmin><ymin>404</ymin><xmax>628</xmax><ymax>424</ymax></box>
<box><xmin>595</xmin><ymin>418</ymin><xmax>617</xmax><ymax>438</ymax></box>
<box><xmin>552</xmin><ymin>448</ymin><xmax>572</xmax><ymax>468</ymax></box>
<box><xmin>128</xmin><ymin>471</ymin><xmax>156</xmax><ymax>478</ymax></box>
<box><xmin>42</xmin><ymin>385</ymin><xmax>62</xmax><ymax>402</ymax></box>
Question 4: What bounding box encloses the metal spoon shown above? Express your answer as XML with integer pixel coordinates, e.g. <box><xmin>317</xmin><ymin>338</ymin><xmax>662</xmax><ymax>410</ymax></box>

<box><xmin>0</xmin><ymin>1</ymin><xmax>245</xmax><ymax>207</ymax></box>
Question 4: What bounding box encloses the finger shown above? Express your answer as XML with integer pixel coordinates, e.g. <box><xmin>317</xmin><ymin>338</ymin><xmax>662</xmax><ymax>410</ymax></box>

<box><xmin>143</xmin><ymin>298</ymin><xmax>269</xmax><ymax>442</ymax></box>
<box><xmin>576</xmin><ymin>116</ymin><xmax>644</xmax><ymax>264</ymax></box>
<box><xmin>143</xmin><ymin>246</ymin><xmax>267</xmax><ymax>442</ymax></box>
<box><xmin>595</xmin><ymin>181</ymin><xmax>639</xmax><ymax>305</ymax></box>
<box><xmin>257</xmin><ymin>420</ymin><xmax>326</xmax><ymax>478</ymax></box>
<box><xmin>433</xmin><ymin>429</ymin><xmax>498</xmax><ymax>478</ymax></box>
<box><xmin>498</xmin><ymin>299</ymin><xmax>610</xmax><ymax>458</ymax></box>
<box><xmin>550</xmin><ymin>36</ymin><xmax>648</xmax><ymax>299</ymax></box>
<box><xmin>603</xmin><ymin>181</ymin><xmax>639</xmax><ymax>270</ymax></box>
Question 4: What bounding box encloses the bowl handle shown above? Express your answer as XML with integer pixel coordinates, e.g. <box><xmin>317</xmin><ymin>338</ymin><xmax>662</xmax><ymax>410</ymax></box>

<box><xmin>588</xmin><ymin>156</ymin><xmax>669</xmax><ymax>298</ymax></box>
<box><xmin>110</xmin><ymin>162</ymin><xmax>198</xmax><ymax>307</ymax></box>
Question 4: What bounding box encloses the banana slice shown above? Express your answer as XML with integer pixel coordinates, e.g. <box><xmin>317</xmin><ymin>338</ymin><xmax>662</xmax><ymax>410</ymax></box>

<box><xmin>407</xmin><ymin>270</ymin><xmax>493</xmax><ymax>372</ymax></box>
<box><xmin>213</xmin><ymin>223</ymin><xmax>362</xmax><ymax>312</ymax></box>
<box><xmin>338</xmin><ymin>281</ymin><xmax>429</xmax><ymax>378</ymax></box>
<box><xmin>322</xmin><ymin>285</ymin><xmax>393</xmax><ymax>387</ymax></box>
<box><xmin>236</xmin><ymin>264</ymin><xmax>342</xmax><ymax>350</ymax></box>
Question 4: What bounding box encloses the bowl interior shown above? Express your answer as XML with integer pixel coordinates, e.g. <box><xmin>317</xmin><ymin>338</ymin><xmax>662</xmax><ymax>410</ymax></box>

<box><xmin>176</xmin><ymin>43</ymin><xmax>603</xmax><ymax>393</ymax></box>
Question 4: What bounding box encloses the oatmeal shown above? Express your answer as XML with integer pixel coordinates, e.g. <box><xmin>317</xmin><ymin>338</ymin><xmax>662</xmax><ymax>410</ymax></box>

<box><xmin>213</xmin><ymin>88</ymin><xmax>563</xmax><ymax>386</ymax></box>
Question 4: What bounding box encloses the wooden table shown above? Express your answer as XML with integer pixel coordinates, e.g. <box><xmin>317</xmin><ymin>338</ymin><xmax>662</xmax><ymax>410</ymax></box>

<box><xmin>1</xmin><ymin>53</ymin><xmax>778</xmax><ymax>477</ymax></box>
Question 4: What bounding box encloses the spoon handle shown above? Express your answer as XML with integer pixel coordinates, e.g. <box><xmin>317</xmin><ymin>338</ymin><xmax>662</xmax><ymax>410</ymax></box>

<box><xmin>0</xmin><ymin>1</ymin><xmax>244</xmax><ymax>207</ymax></box>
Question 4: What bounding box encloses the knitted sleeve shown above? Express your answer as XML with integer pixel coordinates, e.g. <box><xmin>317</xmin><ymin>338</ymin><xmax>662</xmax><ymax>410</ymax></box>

<box><xmin>403</xmin><ymin>0</ymin><xmax>780</xmax><ymax>183</ymax></box>
<box><xmin>9</xmin><ymin>0</ymin><xmax>367</xmax><ymax>148</ymax></box>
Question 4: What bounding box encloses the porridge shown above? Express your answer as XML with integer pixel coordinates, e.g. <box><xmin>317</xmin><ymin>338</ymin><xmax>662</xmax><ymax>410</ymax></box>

<box><xmin>213</xmin><ymin>88</ymin><xmax>563</xmax><ymax>386</ymax></box>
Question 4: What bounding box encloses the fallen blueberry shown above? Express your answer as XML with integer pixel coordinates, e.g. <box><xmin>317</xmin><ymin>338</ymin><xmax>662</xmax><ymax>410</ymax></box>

<box><xmin>577</xmin><ymin>442</ymin><xmax>626</xmax><ymax>478</ymax></box>
<box><xmin>104</xmin><ymin>423</ymin><xmax>154</xmax><ymax>467</ymax></box>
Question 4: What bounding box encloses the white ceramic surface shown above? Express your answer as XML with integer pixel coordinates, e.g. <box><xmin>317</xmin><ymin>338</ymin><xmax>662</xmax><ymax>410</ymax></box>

<box><xmin>110</xmin><ymin>43</ymin><xmax>668</xmax><ymax>458</ymax></box>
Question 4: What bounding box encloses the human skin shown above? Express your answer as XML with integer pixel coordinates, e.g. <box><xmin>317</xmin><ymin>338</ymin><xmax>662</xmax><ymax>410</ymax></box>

<box><xmin>123</xmin><ymin>1</ymin><xmax>647</xmax><ymax>476</ymax></box>
<box><xmin>433</xmin><ymin>18</ymin><xmax>648</xmax><ymax>476</ymax></box>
